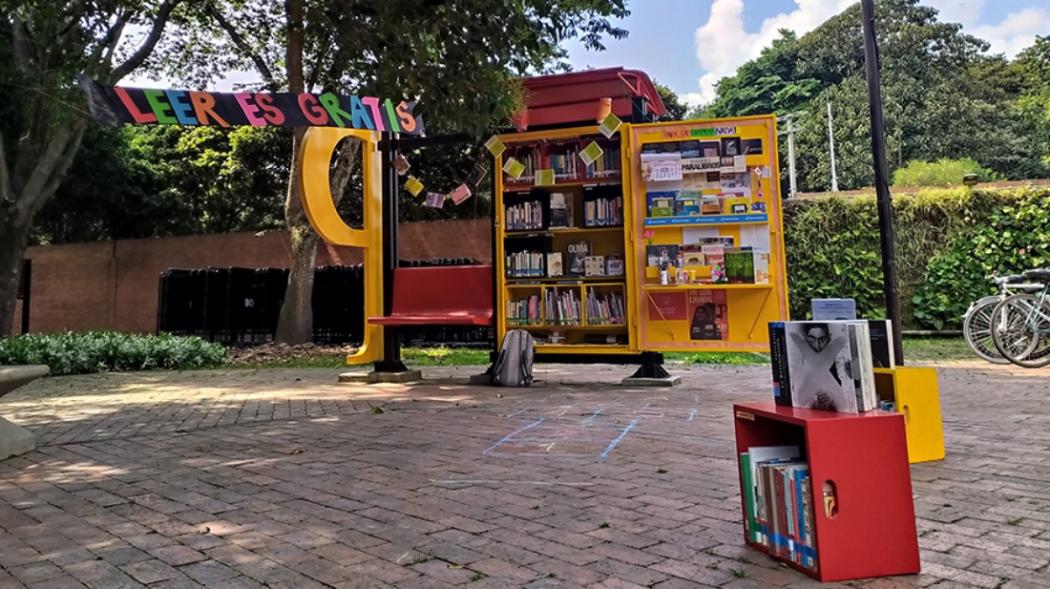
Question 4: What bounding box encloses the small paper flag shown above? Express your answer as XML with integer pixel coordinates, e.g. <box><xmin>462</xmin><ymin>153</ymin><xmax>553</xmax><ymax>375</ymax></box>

<box><xmin>535</xmin><ymin>169</ymin><xmax>555</xmax><ymax>186</ymax></box>
<box><xmin>404</xmin><ymin>175</ymin><xmax>424</xmax><ymax>197</ymax></box>
<box><xmin>598</xmin><ymin>112</ymin><xmax>622</xmax><ymax>138</ymax></box>
<box><xmin>393</xmin><ymin>153</ymin><xmax>411</xmax><ymax>176</ymax></box>
<box><xmin>424</xmin><ymin>192</ymin><xmax>445</xmax><ymax>209</ymax></box>
<box><xmin>484</xmin><ymin>135</ymin><xmax>506</xmax><ymax>158</ymax></box>
<box><xmin>449</xmin><ymin>183</ymin><xmax>472</xmax><ymax>205</ymax></box>
<box><xmin>579</xmin><ymin>141</ymin><xmax>604</xmax><ymax>166</ymax></box>
<box><xmin>470</xmin><ymin>162</ymin><xmax>489</xmax><ymax>187</ymax></box>
<box><xmin>503</xmin><ymin>157</ymin><xmax>525</xmax><ymax>179</ymax></box>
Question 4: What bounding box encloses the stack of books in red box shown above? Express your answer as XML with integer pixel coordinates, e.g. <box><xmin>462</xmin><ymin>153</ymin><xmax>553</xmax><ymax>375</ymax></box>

<box><xmin>733</xmin><ymin>319</ymin><xmax>920</xmax><ymax>582</ymax></box>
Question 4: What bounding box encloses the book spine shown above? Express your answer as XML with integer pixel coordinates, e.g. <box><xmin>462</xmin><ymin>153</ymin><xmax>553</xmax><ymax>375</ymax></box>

<box><xmin>740</xmin><ymin>453</ymin><xmax>757</xmax><ymax>544</ymax></box>
<box><xmin>768</xmin><ymin>322</ymin><xmax>792</xmax><ymax>407</ymax></box>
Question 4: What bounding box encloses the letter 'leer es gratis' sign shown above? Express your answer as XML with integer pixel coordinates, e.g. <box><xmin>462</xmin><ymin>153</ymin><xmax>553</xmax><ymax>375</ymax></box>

<box><xmin>80</xmin><ymin>78</ymin><xmax>424</xmax><ymax>134</ymax></box>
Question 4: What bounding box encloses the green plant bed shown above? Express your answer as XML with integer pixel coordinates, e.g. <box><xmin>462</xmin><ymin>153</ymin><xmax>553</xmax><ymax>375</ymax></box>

<box><xmin>0</xmin><ymin>332</ymin><xmax>226</xmax><ymax>376</ymax></box>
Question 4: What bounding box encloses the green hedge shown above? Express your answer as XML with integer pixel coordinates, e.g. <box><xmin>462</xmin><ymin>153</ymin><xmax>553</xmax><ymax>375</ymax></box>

<box><xmin>0</xmin><ymin>332</ymin><xmax>226</xmax><ymax>376</ymax></box>
<box><xmin>784</xmin><ymin>187</ymin><xmax>1050</xmax><ymax>330</ymax></box>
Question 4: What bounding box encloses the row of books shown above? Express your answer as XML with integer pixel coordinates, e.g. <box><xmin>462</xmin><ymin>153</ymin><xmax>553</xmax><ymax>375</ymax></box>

<box><xmin>769</xmin><ymin>320</ymin><xmax>883</xmax><ymax>413</ymax></box>
<box><xmin>645</xmin><ymin>242</ymin><xmax>769</xmax><ymax>285</ymax></box>
<box><xmin>739</xmin><ymin>446</ymin><xmax>817</xmax><ymax>572</ymax></box>
<box><xmin>505</xmin><ymin>250</ymin><xmax>545</xmax><ymax>278</ymax></box>
<box><xmin>545</xmin><ymin>288</ymin><xmax>582</xmax><ymax>325</ymax></box>
<box><xmin>507</xmin><ymin>295</ymin><xmax>542</xmax><ymax>326</ymax></box>
<box><xmin>641</xmin><ymin>137</ymin><xmax>762</xmax><ymax>159</ymax></box>
<box><xmin>505</xmin><ymin>142</ymin><xmax>621</xmax><ymax>182</ymax></box>
<box><xmin>648</xmin><ymin>191</ymin><xmax>763</xmax><ymax>217</ymax></box>
<box><xmin>505</xmin><ymin>201</ymin><xmax>544</xmax><ymax>231</ymax></box>
<box><xmin>585</xmin><ymin>290</ymin><xmax>626</xmax><ymax>326</ymax></box>
<box><xmin>583</xmin><ymin>195</ymin><xmax>623</xmax><ymax>227</ymax></box>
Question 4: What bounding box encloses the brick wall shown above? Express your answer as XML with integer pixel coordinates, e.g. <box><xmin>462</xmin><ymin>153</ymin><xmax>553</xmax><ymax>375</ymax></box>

<box><xmin>17</xmin><ymin>218</ymin><xmax>490</xmax><ymax>335</ymax></box>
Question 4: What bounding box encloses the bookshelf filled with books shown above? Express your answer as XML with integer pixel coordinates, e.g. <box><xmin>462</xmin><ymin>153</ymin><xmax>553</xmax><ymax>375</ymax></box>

<box><xmin>496</xmin><ymin>126</ymin><xmax>633</xmax><ymax>354</ymax></box>
<box><xmin>494</xmin><ymin>116</ymin><xmax>789</xmax><ymax>357</ymax></box>
<box><xmin>733</xmin><ymin>402</ymin><xmax>920</xmax><ymax>582</ymax></box>
<box><xmin>627</xmin><ymin>116</ymin><xmax>789</xmax><ymax>352</ymax></box>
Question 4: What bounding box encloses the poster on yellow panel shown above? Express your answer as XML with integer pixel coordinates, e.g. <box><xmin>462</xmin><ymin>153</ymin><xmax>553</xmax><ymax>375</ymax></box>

<box><xmin>688</xmin><ymin>290</ymin><xmax>728</xmax><ymax>341</ymax></box>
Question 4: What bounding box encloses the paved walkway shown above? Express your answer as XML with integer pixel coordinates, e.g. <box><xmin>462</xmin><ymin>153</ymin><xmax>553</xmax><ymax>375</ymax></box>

<box><xmin>0</xmin><ymin>361</ymin><xmax>1048</xmax><ymax>588</ymax></box>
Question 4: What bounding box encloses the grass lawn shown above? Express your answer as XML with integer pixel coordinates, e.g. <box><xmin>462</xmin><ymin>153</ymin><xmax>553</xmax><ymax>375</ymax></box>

<box><xmin>228</xmin><ymin>337</ymin><xmax>975</xmax><ymax>369</ymax></box>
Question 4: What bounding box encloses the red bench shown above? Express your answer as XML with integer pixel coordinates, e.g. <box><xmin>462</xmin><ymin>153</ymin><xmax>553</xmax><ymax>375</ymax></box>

<box><xmin>368</xmin><ymin>265</ymin><xmax>493</xmax><ymax>326</ymax></box>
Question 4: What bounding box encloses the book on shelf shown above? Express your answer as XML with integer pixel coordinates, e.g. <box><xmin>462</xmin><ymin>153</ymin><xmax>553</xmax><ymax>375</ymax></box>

<box><xmin>646</xmin><ymin>244</ymin><xmax>679</xmax><ymax>267</ymax></box>
<box><xmin>565</xmin><ymin>240</ymin><xmax>592</xmax><ymax>276</ymax></box>
<box><xmin>675</xmin><ymin>191</ymin><xmax>702</xmax><ymax>216</ymax></box>
<box><xmin>583</xmin><ymin>192</ymin><xmax>623</xmax><ymax>227</ymax></box>
<box><xmin>546</xmin><ymin>252</ymin><xmax>564</xmax><ymax>277</ymax></box>
<box><xmin>505</xmin><ymin>250</ymin><xmax>546</xmax><ymax>278</ymax></box>
<box><xmin>647</xmin><ymin>191</ymin><xmax>677</xmax><ymax>217</ymax></box>
<box><xmin>544</xmin><ymin>288</ymin><xmax>581</xmax><ymax>325</ymax></box>
<box><xmin>584</xmin><ymin>255</ymin><xmax>605</xmax><ymax>277</ymax></box>
<box><xmin>507</xmin><ymin>294</ymin><xmax>541</xmax><ymax>325</ymax></box>
<box><xmin>769</xmin><ymin>320</ymin><xmax>878</xmax><ymax>413</ymax></box>
<box><xmin>739</xmin><ymin>446</ymin><xmax>816</xmax><ymax>572</ymax></box>
<box><xmin>605</xmin><ymin>255</ymin><xmax>624</xmax><ymax>277</ymax></box>
<box><xmin>505</xmin><ymin>199</ymin><xmax>544</xmax><ymax>231</ymax></box>
<box><xmin>549</xmin><ymin>192</ymin><xmax>574</xmax><ymax>228</ymax></box>
<box><xmin>701</xmin><ymin>194</ymin><xmax>724</xmax><ymax>215</ymax></box>
<box><xmin>680</xmin><ymin>245</ymin><xmax>705</xmax><ymax>266</ymax></box>
<box><xmin>504</xmin><ymin>140</ymin><xmax>621</xmax><ymax>183</ymax></box>
<box><xmin>586</xmin><ymin>289</ymin><xmax>625</xmax><ymax>325</ymax></box>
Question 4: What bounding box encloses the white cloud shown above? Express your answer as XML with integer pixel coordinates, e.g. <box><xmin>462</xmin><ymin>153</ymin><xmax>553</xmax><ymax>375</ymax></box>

<box><xmin>689</xmin><ymin>0</ymin><xmax>1049</xmax><ymax>107</ymax></box>
<box><xmin>692</xmin><ymin>0</ymin><xmax>854</xmax><ymax>105</ymax></box>
<box><xmin>924</xmin><ymin>0</ymin><xmax>985</xmax><ymax>27</ymax></box>
<box><xmin>971</xmin><ymin>7</ymin><xmax>1050</xmax><ymax>58</ymax></box>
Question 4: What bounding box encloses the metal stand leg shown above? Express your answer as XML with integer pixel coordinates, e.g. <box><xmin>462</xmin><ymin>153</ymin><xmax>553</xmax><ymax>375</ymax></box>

<box><xmin>622</xmin><ymin>352</ymin><xmax>680</xmax><ymax>387</ymax></box>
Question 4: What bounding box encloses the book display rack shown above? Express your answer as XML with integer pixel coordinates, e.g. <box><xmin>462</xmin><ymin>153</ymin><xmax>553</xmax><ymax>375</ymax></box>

<box><xmin>496</xmin><ymin>127</ymin><xmax>632</xmax><ymax>353</ymax></box>
<box><xmin>628</xmin><ymin>117</ymin><xmax>789</xmax><ymax>353</ymax></box>
<box><xmin>734</xmin><ymin>402</ymin><xmax>920</xmax><ymax>582</ymax></box>
<box><xmin>494</xmin><ymin>116</ymin><xmax>790</xmax><ymax>358</ymax></box>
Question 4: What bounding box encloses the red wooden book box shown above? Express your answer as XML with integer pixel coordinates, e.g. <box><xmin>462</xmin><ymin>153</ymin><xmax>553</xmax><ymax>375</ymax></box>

<box><xmin>733</xmin><ymin>402</ymin><xmax>920</xmax><ymax>582</ymax></box>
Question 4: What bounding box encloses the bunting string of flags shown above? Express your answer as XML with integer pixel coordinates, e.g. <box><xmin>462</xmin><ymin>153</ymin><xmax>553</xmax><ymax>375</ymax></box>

<box><xmin>405</xmin><ymin>102</ymin><xmax>622</xmax><ymax>209</ymax></box>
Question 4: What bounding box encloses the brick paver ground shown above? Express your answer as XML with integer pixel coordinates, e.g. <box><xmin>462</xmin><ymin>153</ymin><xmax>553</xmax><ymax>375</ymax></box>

<box><xmin>0</xmin><ymin>361</ymin><xmax>1048</xmax><ymax>588</ymax></box>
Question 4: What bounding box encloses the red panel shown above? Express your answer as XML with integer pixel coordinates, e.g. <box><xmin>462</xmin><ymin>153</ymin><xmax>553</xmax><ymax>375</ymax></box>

<box><xmin>806</xmin><ymin>414</ymin><xmax>919</xmax><ymax>581</ymax></box>
<box><xmin>369</xmin><ymin>265</ymin><xmax>494</xmax><ymax>326</ymax></box>
<box><xmin>518</xmin><ymin>67</ymin><xmax>667</xmax><ymax>128</ymax></box>
<box><xmin>733</xmin><ymin>403</ymin><xmax>920</xmax><ymax>583</ymax></box>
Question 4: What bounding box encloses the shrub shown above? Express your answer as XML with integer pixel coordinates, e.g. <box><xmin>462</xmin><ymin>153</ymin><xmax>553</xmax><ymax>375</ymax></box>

<box><xmin>892</xmin><ymin>158</ymin><xmax>995</xmax><ymax>187</ymax></box>
<box><xmin>0</xmin><ymin>332</ymin><xmax>226</xmax><ymax>376</ymax></box>
<box><xmin>911</xmin><ymin>189</ymin><xmax>1050</xmax><ymax>329</ymax></box>
<box><xmin>784</xmin><ymin>187</ymin><xmax>1039</xmax><ymax>328</ymax></box>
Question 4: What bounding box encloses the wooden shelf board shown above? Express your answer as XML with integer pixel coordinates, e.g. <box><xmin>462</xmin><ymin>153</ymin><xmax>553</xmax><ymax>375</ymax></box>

<box><xmin>642</xmin><ymin>283</ymin><xmax>773</xmax><ymax>291</ymax></box>
<box><xmin>644</xmin><ymin>213</ymin><xmax>769</xmax><ymax>227</ymax></box>
<box><xmin>506</xmin><ymin>324</ymin><xmax>627</xmax><ymax>331</ymax></box>
<box><xmin>506</xmin><ymin>277</ymin><xmax>627</xmax><ymax>285</ymax></box>
<box><xmin>505</xmin><ymin>226</ymin><xmax>624</xmax><ymax>237</ymax></box>
<box><xmin>503</xmin><ymin>176</ymin><xmax>622</xmax><ymax>191</ymax></box>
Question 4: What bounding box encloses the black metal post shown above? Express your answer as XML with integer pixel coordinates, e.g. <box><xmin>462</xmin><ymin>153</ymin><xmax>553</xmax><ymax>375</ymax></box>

<box><xmin>19</xmin><ymin>259</ymin><xmax>31</xmax><ymax>334</ymax></box>
<box><xmin>376</xmin><ymin>132</ymin><xmax>407</xmax><ymax>372</ymax></box>
<box><xmin>861</xmin><ymin>0</ymin><xmax>905</xmax><ymax>366</ymax></box>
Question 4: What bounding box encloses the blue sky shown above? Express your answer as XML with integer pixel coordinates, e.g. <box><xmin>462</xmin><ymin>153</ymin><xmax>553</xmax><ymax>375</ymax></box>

<box><xmin>564</xmin><ymin>0</ymin><xmax>1050</xmax><ymax>107</ymax></box>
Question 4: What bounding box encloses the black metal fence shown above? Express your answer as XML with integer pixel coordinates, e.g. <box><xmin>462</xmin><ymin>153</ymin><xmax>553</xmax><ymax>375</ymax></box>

<box><xmin>157</xmin><ymin>259</ymin><xmax>493</xmax><ymax>346</ymax></box>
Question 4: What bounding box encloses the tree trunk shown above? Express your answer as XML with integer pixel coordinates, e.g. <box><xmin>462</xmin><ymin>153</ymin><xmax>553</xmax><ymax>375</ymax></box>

<box><xmin>0</xmin><ymin>211</ymin><xmax>31</xmax><ymax>337</ymax></box>
<box><xmin>274</xmin><ymin>132</ymin><xmax>361</xmax><ymax>344</ymax></box>
<box><xmin>275</xmin><ymin>129</ymin><xmax>317</xmax><ymax>344</ymax></box>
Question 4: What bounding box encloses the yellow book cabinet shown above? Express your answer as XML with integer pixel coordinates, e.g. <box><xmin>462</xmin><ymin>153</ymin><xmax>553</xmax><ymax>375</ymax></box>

<box><xmin>494</xmin><ymin>116</ymin><xmax>790</xmax><ymax>357</ymax></box>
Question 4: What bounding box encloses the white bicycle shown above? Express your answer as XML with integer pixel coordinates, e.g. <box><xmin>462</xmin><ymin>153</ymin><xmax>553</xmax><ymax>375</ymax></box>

<box><xmin>963</xmin><ymin>274</ymin><xmax>1044</xmax><ymax>364</ymax></box>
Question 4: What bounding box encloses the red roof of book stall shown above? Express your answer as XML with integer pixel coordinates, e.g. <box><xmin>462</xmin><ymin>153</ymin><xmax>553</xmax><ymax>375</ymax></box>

<box><xmin>521</xmin><ymin>67</ymin><xmax>667</xmax><ymax>129</ymax></box>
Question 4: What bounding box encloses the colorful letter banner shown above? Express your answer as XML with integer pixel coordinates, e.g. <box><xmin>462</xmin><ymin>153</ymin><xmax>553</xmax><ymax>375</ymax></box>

<box><xmin>79</xmin><ymin>79</ymin><xmax>425</xmax><ymax>134</ymax></box>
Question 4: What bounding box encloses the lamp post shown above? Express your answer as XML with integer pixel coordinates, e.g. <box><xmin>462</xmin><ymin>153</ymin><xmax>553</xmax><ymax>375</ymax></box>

<box><xmin>861</xmin><ymin>0</ymin><xmax>904</xmax><ymax>365</ymax></box>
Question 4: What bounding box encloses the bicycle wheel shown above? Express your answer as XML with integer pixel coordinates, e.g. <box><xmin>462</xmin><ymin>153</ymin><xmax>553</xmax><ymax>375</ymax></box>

<box><xmin>990</xmin><ymin>294</ymin><xmax>1050</xmax><ymax>368</ymax></box>
<box><xmin>963</xmin><ymin>297</ymin><xmax>1009</xmax><ymax>364</ymax></box>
